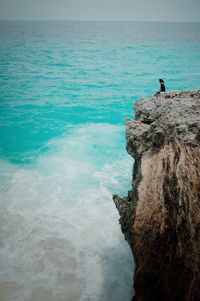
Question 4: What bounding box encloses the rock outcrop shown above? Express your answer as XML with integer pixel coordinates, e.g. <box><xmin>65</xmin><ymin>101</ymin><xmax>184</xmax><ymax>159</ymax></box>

<box><xmin>114</xmin><ymin>91</ymin><xmax>200</xmax><ymax>301</ymax></box>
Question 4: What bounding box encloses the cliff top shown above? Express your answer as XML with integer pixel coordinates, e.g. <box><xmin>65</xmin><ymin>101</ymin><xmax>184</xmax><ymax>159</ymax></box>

<box><xmin>126</xmin><ymin>91</ymin><xmax>200</xmax><ymax>157</ymax></box>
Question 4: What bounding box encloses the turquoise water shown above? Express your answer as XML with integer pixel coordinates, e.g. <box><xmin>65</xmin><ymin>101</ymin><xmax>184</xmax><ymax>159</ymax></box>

<box><xmin>0</xmin><ymin>21</ymin><xmax>200</xmax><ymax>301</ymax></box>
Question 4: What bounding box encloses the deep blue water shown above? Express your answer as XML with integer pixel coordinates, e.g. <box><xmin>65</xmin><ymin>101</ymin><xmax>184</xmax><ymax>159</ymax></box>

<box><xmin>0</xmin><ymin>21</ymin><xmax>200</xmax><ymax>301</ymax></box>
<box><xmin>0</xmin><ymin>21</ymin><xmax>200</xmax><ymax>163</ymax></box>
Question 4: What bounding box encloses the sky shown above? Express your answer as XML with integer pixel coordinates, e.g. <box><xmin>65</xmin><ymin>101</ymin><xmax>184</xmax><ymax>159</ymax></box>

<box><xmin>0</xmin><ymin>0</ymin><xmax>200</xmax><ymax>22</ymax></box>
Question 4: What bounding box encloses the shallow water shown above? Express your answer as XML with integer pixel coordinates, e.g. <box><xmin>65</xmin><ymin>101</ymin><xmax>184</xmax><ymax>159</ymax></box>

<box><xmin>0</xmin><ymin>21</ymin><xmax>200</xmax><ymax>301</ymax></box>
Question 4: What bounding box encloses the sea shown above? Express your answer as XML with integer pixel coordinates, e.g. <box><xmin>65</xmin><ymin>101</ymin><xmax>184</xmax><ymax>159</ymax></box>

<box><xmin>0</xmin><ymin>21</ymin><xmax>200</xmax><ymax>301</ymax></box>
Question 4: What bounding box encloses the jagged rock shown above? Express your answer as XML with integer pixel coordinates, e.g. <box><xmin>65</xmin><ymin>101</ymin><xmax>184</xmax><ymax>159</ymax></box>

<box><xmin>114</xmin><ymin>91</ymin><xmax>200</xmax><ymax>301</ymax></box>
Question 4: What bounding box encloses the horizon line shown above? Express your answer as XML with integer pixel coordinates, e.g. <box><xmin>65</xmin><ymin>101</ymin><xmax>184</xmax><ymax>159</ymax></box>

<box><xmin>0</xmin><ymin>19</ymin><xmax>199</xmax><ymax>24</ymax></box>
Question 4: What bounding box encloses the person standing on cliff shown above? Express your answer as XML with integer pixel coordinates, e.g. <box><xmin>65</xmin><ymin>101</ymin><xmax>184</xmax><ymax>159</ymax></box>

<box><xmin>155</xmin><ymin>78</ymin><xmax>166</xmax><ymax>96</ymax></box>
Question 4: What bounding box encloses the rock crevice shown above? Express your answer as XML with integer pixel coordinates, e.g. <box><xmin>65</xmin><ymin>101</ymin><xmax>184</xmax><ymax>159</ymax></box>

<box><xmin>114</xmin><ymin>91</ymin><xmax>200</xmax><ymax>301</ymax></box>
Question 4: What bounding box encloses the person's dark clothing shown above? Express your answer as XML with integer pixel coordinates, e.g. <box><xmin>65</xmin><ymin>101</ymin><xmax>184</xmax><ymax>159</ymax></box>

<box><xmin>160</xmin><ymin>82</ymin><xmax>166</xmax><ymax>92</ymax></box>
<box><xmin>154</xmin><ymin>80</ymin><xmax>166</xmax><ymax>96</ymax></box>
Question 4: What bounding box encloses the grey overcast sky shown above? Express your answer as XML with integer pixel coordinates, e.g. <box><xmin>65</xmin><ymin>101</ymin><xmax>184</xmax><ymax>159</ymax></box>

<box><xmin>0</xmin><ymin>0</ymin><xmax>200</xmax><ymax>22</ymax></box>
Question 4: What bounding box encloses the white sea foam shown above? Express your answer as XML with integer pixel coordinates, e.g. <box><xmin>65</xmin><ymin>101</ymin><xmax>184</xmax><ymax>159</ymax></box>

<box><xmin>0</xmin><ymin>123</ymin><xmax>134</xmax><ymax>301</ymax></box>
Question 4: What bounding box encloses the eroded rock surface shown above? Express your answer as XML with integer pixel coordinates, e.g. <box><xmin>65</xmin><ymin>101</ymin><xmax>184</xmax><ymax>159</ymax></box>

<box><xmin>114</xmin><ymin>91</ymin><xmax>200</xmax><ymax>301</ymax></box>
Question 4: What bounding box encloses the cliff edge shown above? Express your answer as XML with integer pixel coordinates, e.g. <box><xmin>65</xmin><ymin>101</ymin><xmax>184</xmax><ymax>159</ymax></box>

<box><xmin>114</xmin><ymin>91</ymin><xmax>200</xmax><ymax>301</ymax></box>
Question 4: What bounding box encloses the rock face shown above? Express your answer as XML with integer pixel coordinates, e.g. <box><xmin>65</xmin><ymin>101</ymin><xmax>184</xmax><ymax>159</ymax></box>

<box><xmin>114</xmin><ymin>91</ymin><xmax>200</xmax><ymax>301</ymax></box>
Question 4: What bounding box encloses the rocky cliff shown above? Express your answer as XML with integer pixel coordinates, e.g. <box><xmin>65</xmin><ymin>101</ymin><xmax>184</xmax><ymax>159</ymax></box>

<box><xmin>114</xmin><ymin>91</ymin><xmax>200</xmax><ymax>301</ymax></box>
